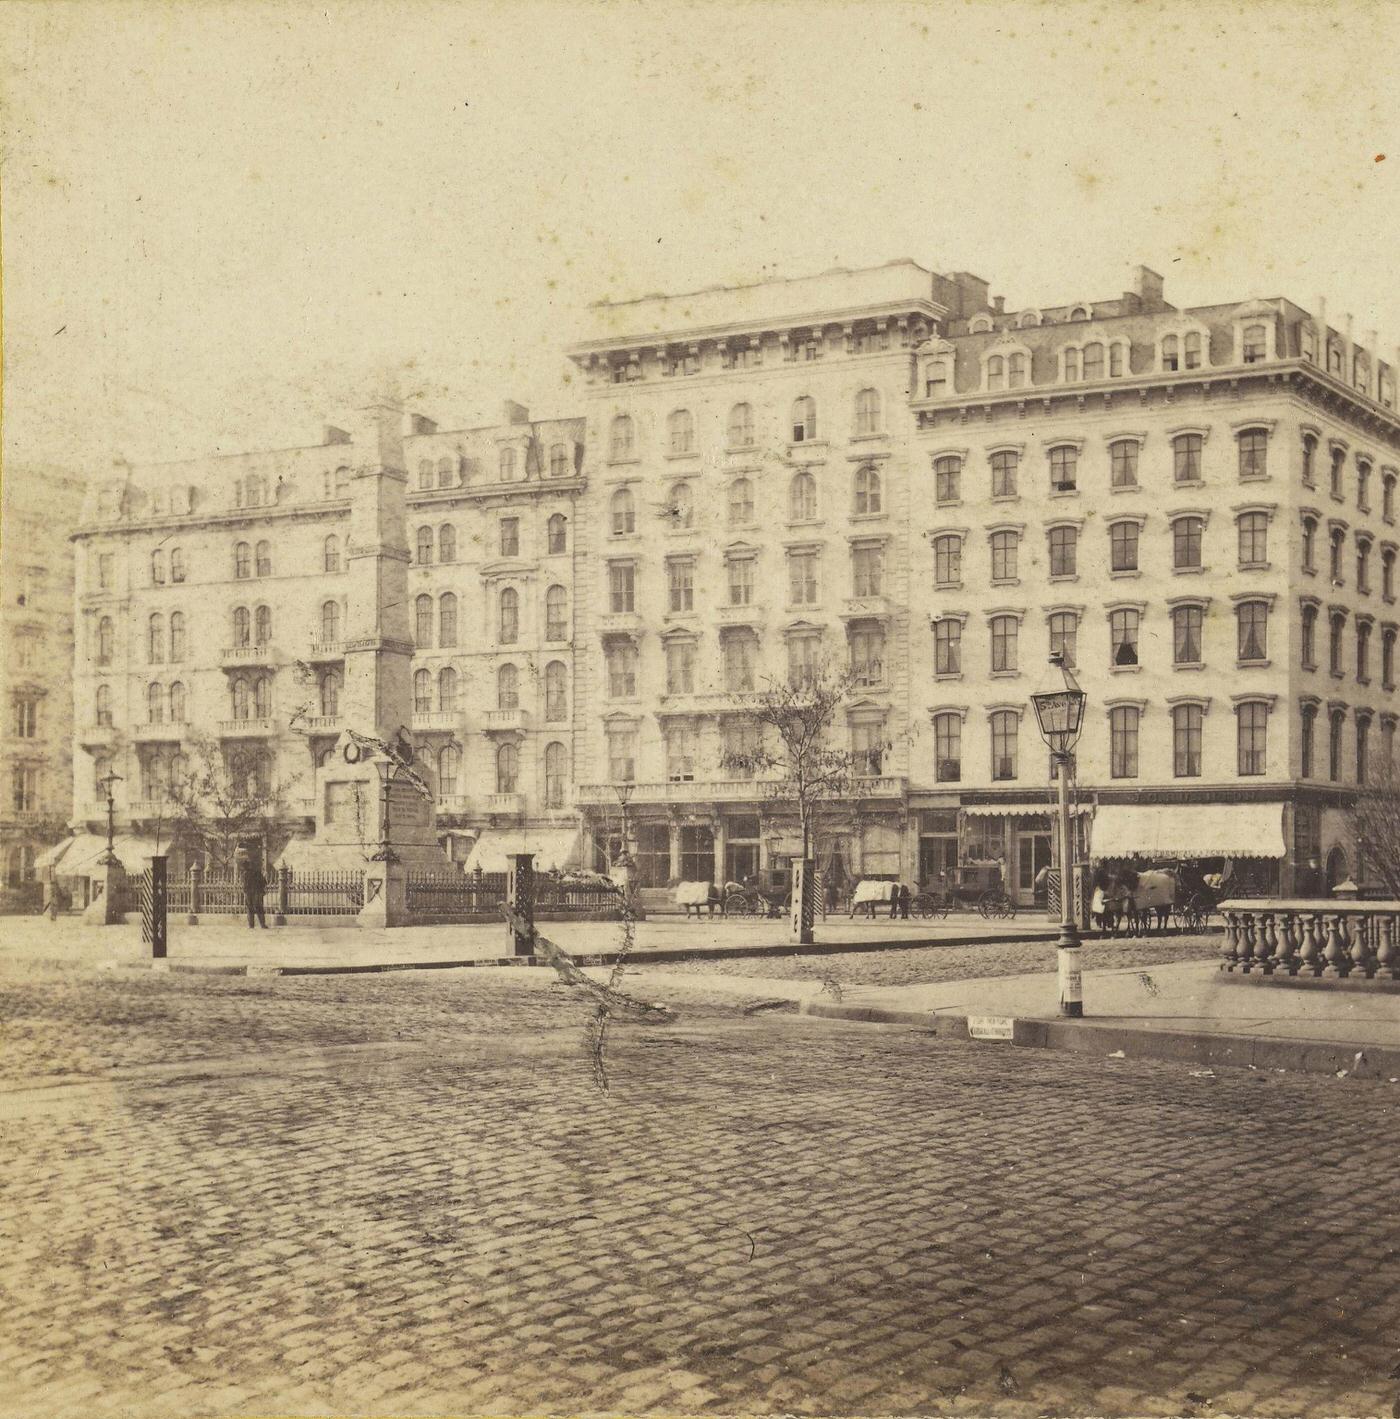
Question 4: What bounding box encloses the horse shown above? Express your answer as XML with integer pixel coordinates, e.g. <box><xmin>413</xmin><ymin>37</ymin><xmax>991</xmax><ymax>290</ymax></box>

<box><xmin>674</xmin><ymin>880</ymin><xmax>720</xmax><ymax>919</ymax></box>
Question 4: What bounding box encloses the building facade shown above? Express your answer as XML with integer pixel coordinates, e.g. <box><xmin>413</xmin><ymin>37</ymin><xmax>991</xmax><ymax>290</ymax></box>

<box><xmin>62</xmin><ymin>259</ymin><xmax>1400</xmax><ymax>901</ymax></box>
<box><xmin>69</xmin><ymin>406</ymin><xmax>584</xmax><ymax>869</ymax></box>
<box><xmin>1</xmin><ymin>465</ymin><xmax>85</xmax><ymax>904</ymax></box>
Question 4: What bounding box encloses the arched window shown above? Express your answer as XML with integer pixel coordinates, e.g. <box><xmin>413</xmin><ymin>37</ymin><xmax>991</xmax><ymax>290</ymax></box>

<box><xmin>544</xmin><ymin>742</ymin><xmax>567</xmax><ymax>808</ymax></box>
<box><xmin>496</xmin><ymin>741</ymin><xmax>519</xmax><ymax>794</ymax></box>
<box><xmin>987</xmin><ymin>355</ymin><xmax>1006</xmax><ymax>392</ymax></box>
<box><xmin>728</xmin><ymin>476</ymin><xmax>754</xmax><ymax>525</ymax></box>
<box><xmin>169</xmin><ymin>681</ymin><xmax>186</xmax><ymax>723</ymax></box>
<box><xmin>253</xmin><ymin>676</ymin><xmax>271</xmax><ymax>717</ymax></box>
<box><xmin>499</xmin><ymin>447</ymin><xmax>517</xmax><ymax>481</ymax></box>
<box><xmin>497</xmin><ymin>662</ymin><xmax>519</xmax><ymax>710</ymax></box>
<box><xmin>668</xmin><ymin>482</ymin><xmax>693</xmax><ymax>528</ymax></box>
<box><xmin>544</xmin><ymin>660</ymin><xmax>567</xmax><ymax>721</ymax></box>
<box><xmin>169</xmin><ymin>612</ymin><xmax>186</xmax><ymax>662</ymax></box>
<box><xmin>96</xmin><ymin>617</ymin><xmax>114</xmax><ymax>665</ymax></box>
<box><xmin>232</xmin><ymin>606</ymin><xmax>251</xmax><ymax>647</ymax></box>
<box><xmin>668</xmin><ymin>409</ymin><xmax>695</xmax><ymax>454</ymax></box>
<box><xmin>148</xmin><ymin>613</ymin><xmax>164</xmax><ymax>664</ymax></box>
<box><xmin>234</xmin><ymin>542</ymin><xmax>251</xmax><ymax>579</ymax></box>
<box><xmin>232</xmin><ymin>678</ymin><xmax>252</xmax><ymax>720</ymax></box>
<box><xmin>549</xmin><ymin>444</ymin><xmax>570</xmax><ymax>478</ymax></box>
<box><xmin>437</xmin><ymin>457</ymin><xmax>455</xmax><ymax>489</ymax></box>
<box><xmin>609</xmin><ymin>415</ymin><xmax>635</xmax><ymax>461</ymax></box>
<box><xmin>254</xmin><ymin>605</ymin><xmax>272</xmax><ymax>645</ymax></box>
<box><xmin>413</xmin><ymin>669</ymin><xmax>432</xmax><ymax>714</ymax></box>
<box><xmin>728</xmin><ymin>403</ymin><xmax>754</xmax><ymax>448</ymax></box>
<box><xmin>499</xmin><ymin>587</ymin><xmax>519</xmax><ymax>644</ymax></box>
<box><xmin>437</xmin><ymin>743</ymin><xmax>461</xmax><ymax>797</ymax></box>
<box><xmin>431</xmin><ymin>665</ymin><xmax>455</xmax><ymax>713</ymax></box>
<box><xmin>791</xmin><ymin>396</ymin><xmax>817</xmax><ymax>442</ymax></box>
<box><xmin>1242</xmin><ymin>323</ymin><xmax>1267</xmax><ymax>363</ymax></box>
<box><xmin>255</xmin><ymin>540</ymin><xmax>271</xmax><ymax>577</ymax></box>
<box><xmin>320</xmin><ymin>600</ymin><xmax>340</xmax><ymax>643</ymax></box>
<box><xmin>170</xmin><ymin>548</ymin><xmax>185</xmax><ymax>583</ymax></box>
<box><xmin>854</xmin><ymin>387</ymin><xmax>881</xmax><ymax>435</ymax></box>
<box><xmin>1082</xmin><ymin>343</ymin><xmax>1105</xmax><ymax>380</ymax></box>
<box><xmin>416</xmin><ymin>526</ymin><xmax>433</xmax><ymax>565</ymax></box>
<box><xmin>547</xmin><ymin>513</ymin><xmax>567</xmax><ymax>553</ymax></box>
<box><xmin>611</xmin><ymin>487</ymin><xmax>635</xmax><ymax>536</ymax></box>
<box><xmin>1063</xmin><ymin>347</ymin><xmax>1081</xmax><ymax>382</ymax></box>
<box><xmin>546</xmin><ymin>584</ymin><xmax>568</xmax><ymax>641</ymax></box>
<box><xmin>790</xmin><ymin>471</ymin><xmax>817</xmax><ymax>521</ymax></box>
<box><xmin>418</xmin><ymin>459</ymin><xmax>434</xmax><ymax>490</ymax></box>
<box><xmin>934</xmin><ymin>455</ymin><xmax>961</xmax><ymax>504</ymax></box>
<box><xmin>415</xmin><ymin>594</ymin><xmax>434</xmax><ymax>647</ymax></box>
<box><xmin>323</xmin><ymin>535</ymin><xmax>340</xmax><ymax>573</ymax></box>
<box><xmin>151</xmin><ymin>549</ymin><xmax>166</xmax><ymax>585</ymax></box>
<box><xmin>438</xmin><ymin>524</ymin><xmax>456</xmax><ymax>563</ymax></box>
<box><xmin>147</xmin><ymin>681</ymin><xmax>165</xmax><ymax>724</ymax></box>
<box><xmin>319</xmin><ymin>670</ymin><xmax>341</xmax><ymax>717</ymax></box>
<box><xmin>438</xmin><ymin>592</ymin><xmax>458</xmax><ymax>647</ymax></box>
<box><xmin>95</xmin><ymin>684</ymin><xmax>112</xmax><ymax>726</ymax></box>
<box><xmin>854</xmin><ymin>465</ymin><xmax>882</xmax><ymax>516</ymax></box>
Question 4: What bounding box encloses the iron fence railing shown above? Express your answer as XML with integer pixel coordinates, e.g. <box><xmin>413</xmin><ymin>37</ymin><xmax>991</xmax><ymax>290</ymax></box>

<box><xmin>405</xmin><ymin>871</ymin><xmax>507</xmax><ymax>917</ymax></box>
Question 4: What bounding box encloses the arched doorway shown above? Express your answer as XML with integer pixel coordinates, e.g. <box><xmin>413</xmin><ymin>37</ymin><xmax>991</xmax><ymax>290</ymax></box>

<box><xmin>1325</xmin><ymin>846</ymin><xmax>1348</xmax><ymax>892</ymax></box>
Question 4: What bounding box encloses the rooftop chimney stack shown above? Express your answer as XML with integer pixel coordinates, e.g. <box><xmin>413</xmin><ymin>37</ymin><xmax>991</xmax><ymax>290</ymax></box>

<box><xmin>502</xmin><ymin>400</ymin><xmax>531</xmax><ymax>426</ymax></box>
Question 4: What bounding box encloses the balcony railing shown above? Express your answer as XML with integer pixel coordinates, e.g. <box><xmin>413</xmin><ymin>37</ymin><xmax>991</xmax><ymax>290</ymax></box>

<box><xmin>300</xmin><ymin>714</ymin><xmax>342</xmax><ymax>733</ymax></box>
<box><xmin>487</xmin><ymin>792</ymin><xmax>524</xmax><ymax>815</ymax></box>
<box><xmin>307</xmin><ymin>639</ymin><xmax>345</xmax><ymax>662</ymax></box>
<box><xmin>218</xmin><ymin>717</ymin><xmax>274</xmax><ymax>737</ymax></box>
<box><xmin>412</xmin><ymin>710</ymin><xmax>460</xmax><ymax>731</ymax></box>
<box><xmin>132</xmin><ymin>721</ymin><xmax>185</xmax><ymax>741</ymax></box>
<box><xmin>221</xmin><ymin>644</ymin><xmax>269</xmax><ymax>666</ymax></box>
<box><xmin>78</xmin><ymin>724</ymin><xmax>116</xmax><ymax>748</ymax></box>
<box><xmin>436</xmin><ymin>793</ymin><xmax>470</xmax><ymax>814</ymax></box>
<box><xmin>1219</xmin><ymin>898</ymin><xmax>1400</xmax><ymax>983</ymax></box>
<box><xmin>575</xmin><ymin>775</ymin><xmax>907</xmax><ymax>806</ymax></box>
<box><xmin>484</xmin><ymin>708</ymin><xmax>529</xmax><ymax>733</ymax></box>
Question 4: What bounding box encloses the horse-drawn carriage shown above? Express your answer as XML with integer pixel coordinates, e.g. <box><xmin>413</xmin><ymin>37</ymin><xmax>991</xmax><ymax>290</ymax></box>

<box><xmin>1091</xmin><ymin>865</ymin><xmax>1222</xmax><ymax>934</ymax></box>
<box><xmin>911</xmin><ymin>860</ymin><xmax>1017</xmax><ymax>920</ymax></box>
<box><xmin>674</xmin><ymin>873</ymin><xmax>792</xmax><ymax>919</ymax></box>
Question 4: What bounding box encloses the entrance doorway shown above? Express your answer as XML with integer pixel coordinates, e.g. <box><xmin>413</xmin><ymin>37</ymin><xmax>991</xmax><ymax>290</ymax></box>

<box><xmin>1015</xmin><ymin>820</ymin><xmax>1053</xmax><ymax>907</ymax></box>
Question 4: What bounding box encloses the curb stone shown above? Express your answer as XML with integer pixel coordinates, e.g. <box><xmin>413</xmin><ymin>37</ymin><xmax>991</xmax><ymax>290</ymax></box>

<box><xmin>800</xmin><ymin>1002</ymin><xmax>1400</xmax><ymax>1080</ymax></box>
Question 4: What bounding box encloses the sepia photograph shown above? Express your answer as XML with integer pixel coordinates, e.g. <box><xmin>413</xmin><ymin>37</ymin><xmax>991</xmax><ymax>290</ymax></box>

<box><xmin>2</xmin><ymin>1</ymin><xmax>1399</xmax><ymax>1416</ymax></box>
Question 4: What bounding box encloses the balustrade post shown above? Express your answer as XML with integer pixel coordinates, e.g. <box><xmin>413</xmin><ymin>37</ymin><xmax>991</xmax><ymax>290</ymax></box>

<box><xmin>1350</xmin><ymin>912</ymin><xmax>1376</xmax><ymax>978</ymax></box>
<box><xmin>1221</xmin><ymin>911</ymin><xmax>1241</xmax><ymax>969</ymax></box>
<box><xmin>1298</xmin><ymin>912</ymin><xmax>1322</xmax><ymax>975</ymax></box>
<box><xmin>1257</xmin><ymin>913</ymin><xmax>1277</xmax><ymax>974</ymax></box>
<box><xmin>1379</xmin><ymin>914</ymin><xmax>1399</xmax><ymax>981</ymax></box>
<box><xmin>275</xmin><ymin>865</ymin><xmax>291</xmax><ymax>927</ymax></box>
<box><xmin>1323</xmin><ymin>913</ymin><xmax>1349</xmax><ymax>977</ymax></box>
<box><xmin>1238</xmin><ymin>910</ymin><xmax>1258</xmax><ymax>972</ymax></box>
<box><xmin>188</xmin><ymin>862</ymin><xmax>203</xmax><ymax>925</ymax></box>
<box><xmin>1276</xmin><ymin>912</ymin><xmax>1300</xmax><ymax>975</ymax></box>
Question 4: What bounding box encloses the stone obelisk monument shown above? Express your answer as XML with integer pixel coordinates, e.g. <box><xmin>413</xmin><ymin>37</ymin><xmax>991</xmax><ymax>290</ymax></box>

<box><xmin>284</xmin><ymin>393</ymin><xmax>451</xmax><ymax>924</ymax></box>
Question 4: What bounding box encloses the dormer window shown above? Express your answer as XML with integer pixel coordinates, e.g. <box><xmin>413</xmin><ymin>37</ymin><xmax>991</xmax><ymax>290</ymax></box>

<box><xmin>1242</xmin><ymin>324</ymin><xmax>1267</xmax><ymax>363</ymax></box>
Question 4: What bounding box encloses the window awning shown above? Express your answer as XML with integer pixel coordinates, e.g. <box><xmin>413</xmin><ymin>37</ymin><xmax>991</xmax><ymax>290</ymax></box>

<box><xmin>961</xmin><ymin>802</ymin><xmax>1093</xmax><ymax>818</ymax></box>
<box><xmin>465</xmin><ymin>828</ymin><xmax>583</xmax><ymax>874</ymax></box>
<box><xmin>38</xmin><ymin>834</ymin><xmax>166</xmax><ymax>877</ymax></box>
<box><xmin>1089</xmin><ymin>803</ymin><xmax>1287</xmax><ymax>860</ymax></box>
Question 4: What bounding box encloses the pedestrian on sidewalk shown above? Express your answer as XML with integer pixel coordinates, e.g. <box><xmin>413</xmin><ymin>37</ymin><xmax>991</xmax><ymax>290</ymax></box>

<box><xmin>237</xmin><ymin>846</ymin><xmax>269</xmax><ymax>929</ymax></box>
<box><xmin>896</xmin><ymin>883</ymin><xmax>911</xmax><ymax>919</ymax></box>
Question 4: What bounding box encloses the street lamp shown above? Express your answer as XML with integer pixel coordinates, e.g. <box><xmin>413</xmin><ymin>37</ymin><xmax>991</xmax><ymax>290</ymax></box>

<box><xmin>1031</xmin><ymin>653</ymin><xmax>1087</xmax><ymax>1018</ymax></box>
<box><xmin>97</xmin><ymin>771</ymin><xmax>123</xmax><ymax>866</ymax></box>
<box><xmin>368</xmin><ymin>759</ymin><xmax>399</xmax><ymax>864</ymax></box>
<box><xmin>612</xmin><ymin>781</ymin><xmax>635</xmax><ymax>868</ymax></box>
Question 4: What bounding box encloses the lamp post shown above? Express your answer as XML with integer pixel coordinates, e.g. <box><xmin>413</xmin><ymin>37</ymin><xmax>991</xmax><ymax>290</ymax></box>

<box><xmin>368</xmin><ymin>759</ymin><xmax>399</xmax><ymax>864</ymax></box>
<box><xmin>97</xmin><ymin>772</ymin><xmax>123</xmax><ymax>866</ymax></box>
<box><xmin>613</xmin><ymin>780</ymin><xmax>635</xmax><ymax>875</ymax></box>
<box><xmin>1031</xmin><ymin>653</ymin><xmax>1087</xmax><ymax>1018</ymax></box>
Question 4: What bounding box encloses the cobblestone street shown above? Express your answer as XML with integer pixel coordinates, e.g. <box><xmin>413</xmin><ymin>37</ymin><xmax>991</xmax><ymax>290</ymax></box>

<box><xmin>2</xmin><ymin>960</ymin><xmax>1398</xmax><ymax>1418</ymax></box>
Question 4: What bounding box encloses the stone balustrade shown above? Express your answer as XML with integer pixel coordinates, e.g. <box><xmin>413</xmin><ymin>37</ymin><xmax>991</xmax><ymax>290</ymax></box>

<box><xmin>1218</xmin><ymin>898</ymin><xmax>1400</xmax><ymax>982</ymax></box>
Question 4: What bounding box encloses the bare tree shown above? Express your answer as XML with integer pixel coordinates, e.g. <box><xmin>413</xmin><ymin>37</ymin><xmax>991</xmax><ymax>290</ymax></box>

<box><xmin>165</xmin><ymin>733</ymin><xmax>299</xmax><ymax>870</ymax></box>
<box><xmin>1347</xmin><ymin>760</ymin><xmax>1400</xmax><ymax>896</ymax></box>
<box><xmin>720</xmin><ymin>658</ymin><xmax>875</xmax><ymax>870</ymax></box>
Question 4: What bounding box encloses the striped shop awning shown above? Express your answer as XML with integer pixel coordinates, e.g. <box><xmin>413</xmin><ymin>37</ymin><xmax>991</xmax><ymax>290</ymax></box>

<box><xmin>1089</xmin><ymin>803</ymin><xmax>1287</xmax><ymax>860</ymax></box>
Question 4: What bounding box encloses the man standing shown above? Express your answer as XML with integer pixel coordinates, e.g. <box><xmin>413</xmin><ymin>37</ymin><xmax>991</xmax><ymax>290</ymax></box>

<box><xmin>237</xmin><ymin>845</ymin><xmax>268</xmax><ymax>929</ymax></box>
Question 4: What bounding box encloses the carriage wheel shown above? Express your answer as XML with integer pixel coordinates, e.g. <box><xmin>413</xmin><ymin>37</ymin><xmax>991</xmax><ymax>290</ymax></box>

<box><xmin>724</xmin><ymin>891</ymin><xmax>757</xmax><ymax>918</ymax></box>
<box><xmin>999</xmin><ymin>895</ymin><xmax>1018</xmax><ymax>920</ymax></box>
<box><xmin>911</xmin><ymin>894</ymin><xmax>936</xmax><ymax>919</ymax></box>
<box><xmin>977</xmin><ymin>891</ymin><xmax>997</xmax><ymax>920</ymax></box>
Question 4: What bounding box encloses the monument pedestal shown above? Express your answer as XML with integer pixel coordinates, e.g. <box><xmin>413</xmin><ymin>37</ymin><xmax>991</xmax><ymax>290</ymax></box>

<box><xmin>81</xmin><ymin>860</ymin><xmax>125</xmax><ymax>926</ymax></box>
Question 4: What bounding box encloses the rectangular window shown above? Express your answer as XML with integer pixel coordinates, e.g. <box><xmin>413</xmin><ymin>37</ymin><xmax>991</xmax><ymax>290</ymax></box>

<box><xmin>11</xmin><ymin>765</ymin><xmax>37</xmax><ymax>812</ymax></box>
<box><xmin>1110</xmin><ymin>441</ymin><xmax>1139</xmax><ymax>488</ymax></box>
<box><xmin>1237</xmin><ymin>430</ymin><xmax>1269</xmax><ymax>479</ymax></box>
<box><xmin>607</xmin><ymin>729</ymin><xmax>637</xmax><ymax>782</ymax></box>
<box><xmin>933</xmin><ymin>716</ymin><xmax>961</xmax><ymax>782</ymax></box>
<box><xmin>1237</xmin><ymin>514</ymin><xmax>1269</xmax><ymax>567</ymax></box>
<box><xmin>849</xmin><ymin>626</ymin><xmax>885</xmax><ymax>686</ymax></box>
<box><xmin>787</xmin><ymin>551</ymin><xmax>818</xmax><ymax>605</ymax></box>
<box><xmin>1173</xmin><ymin>434</ymin><xmax>1203</xmax><ymax>483</ymax></box>
<box><xmin>499</xmin><ymin>518</ymin><xmax>520</xmax><ymax>557</ymax></box>
<box><xmin>1049</xmin><ymin>446</ymin><xmax>1078</xmax><ymax>492</ymax></box>
<box><xmin>1237</xmin><ymin>602</ymin><xmax>1268</xmax><ymax>663</ymax></box>
<box><xmin>788</xmin><ymin>634</ymin><xmax>820</xmax><ymax>687</ymax></box>
<box><xmin>1110</xmin><ymin>522</ymin><xmax>1140</xmax><ymax>572</ymax></box>
<box><xmin>935</xmin><ymin>457</ymin><xmax>961</xmax><ymax>504</ymax></box>
<box><xmin>666</xmin><ymin>726</ymin><xmax>697</xmax><ymax>782</ymax></box>
<box><xmin>990</xmin><ymin>713</ymin><xmax>1018</xmax><ymax>781</ymax></box>
<box><xmin>1173</xmin><ymin>705</ymin><xmax>1203</xmax><ymax>778</ymax></box>
<box><xmin>1048</xmin><ymin>527</ymin><xmax>1077</xmax><ymax>577</ymax></box>
<box><xmin>723</xmin><ymin>632</ymin><xmax>757</xmax><ymax>692</ymax></box>
<box><xmin>1237</xmin><ymin>703</ymin><xmax>1268</xmax><ymax>776</ymax></box>
<box><xmin>728</xmin><ymin>557</ymin><xmax>755</xmax><ymax>606</ymax></box>
<box><xmin>990</xmin><ymin>531</ymin><xmax>1018</xmax><ymax>582</ymax></box>
<box><xmin>990</xmin><ymin>616</ymin><xmax>1018</xmax><ymax>673</ymax></box>
<box><xmin>1048</xmin><ymin>612</ymin><xmax>1077</xmax><ymax>668</ymax></box>
<box><xmin>852</xmin><ymin>546</ymin><xmax>884</xmax><ymax>597</ymax></box>
<box><xmin>1110</xmin><ymin>609</ymin><xmax>1140</xmax><ymax>667</ymax></box>
<box><xmin>667</xmin><ymin>558</ymin><xmax>694</xmax><ymax>613</ymax></box>
<box><xmin>851</xmin><ymin>719</ymin><xmax>886</xmax><ymax>776</ymax></box>
<box><xmin>933</xmin><ymin>537</ymin><xmax>961</xmax><ymax>587</ymax></box>
<box><xmin>1301</xmin><ymin>606</ymin><xmax>1317</xmax><ymax>669</ymax></box>
<box><xmin>97</xmin><ymin>553</ymin><xmax>113</xmax><ymax>591</ymax></box>
<box><xmin>1109</xmin><ymin>706</ymin><xmax>1139</xmax><ymax>779</ymax></box>
<box><xmin>666</xmin><ymin>639</ymin><xmax>696</xmax><ymax>694</ymax></box>
<box><xmin>990</xmin><ymin>450</ymin><xmax>1018</xmax><ymax>498</ymax></box>
<box><xmin>13</xmin><ymin>696</ymin><xmax>38</xmax><ymax>738</ymax></box>
<box><xmin>933</xmin><ymin>619</ymin><xmax>962</xmax><ymax>676</ymax></box>
<box><xmin>1301</xmin><ymin>707</ymin><xmax>1315</xmax><ymax>778</ymax></box>
<box><xmin>1173</xmin><ymin>606</ymin><xmax>1203</xmax><ymax>665</ymax></box>
<box><xmin>608</xmin><ymin>562</ymin><xmax>635</xmax><ymax>613</ymax></box>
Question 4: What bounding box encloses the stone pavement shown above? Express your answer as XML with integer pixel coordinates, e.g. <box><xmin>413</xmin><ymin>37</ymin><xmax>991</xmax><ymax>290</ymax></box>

<box><xmin>0</xmin><ymin>909</ymin><xmax>1058</xmax><ymax>973</ymax></box>
<box><xmin>1</xmin><ymin>962</ymin><xmax>1398</xmax><ymax>1418</ymax></box>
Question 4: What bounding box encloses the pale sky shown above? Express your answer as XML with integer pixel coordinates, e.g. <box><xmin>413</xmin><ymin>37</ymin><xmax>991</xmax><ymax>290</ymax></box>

<box><xmin>3</xmin><ymin>0</ymin><xmax>1398</xmax><ymax>475</ymax></box>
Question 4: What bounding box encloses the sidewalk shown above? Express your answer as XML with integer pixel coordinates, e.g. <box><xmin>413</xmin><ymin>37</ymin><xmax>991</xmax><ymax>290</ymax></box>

<box><xmin>0</xmin><ymin>911</ymin><xmax>1058</xmax><ymax>973</ymax></box>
